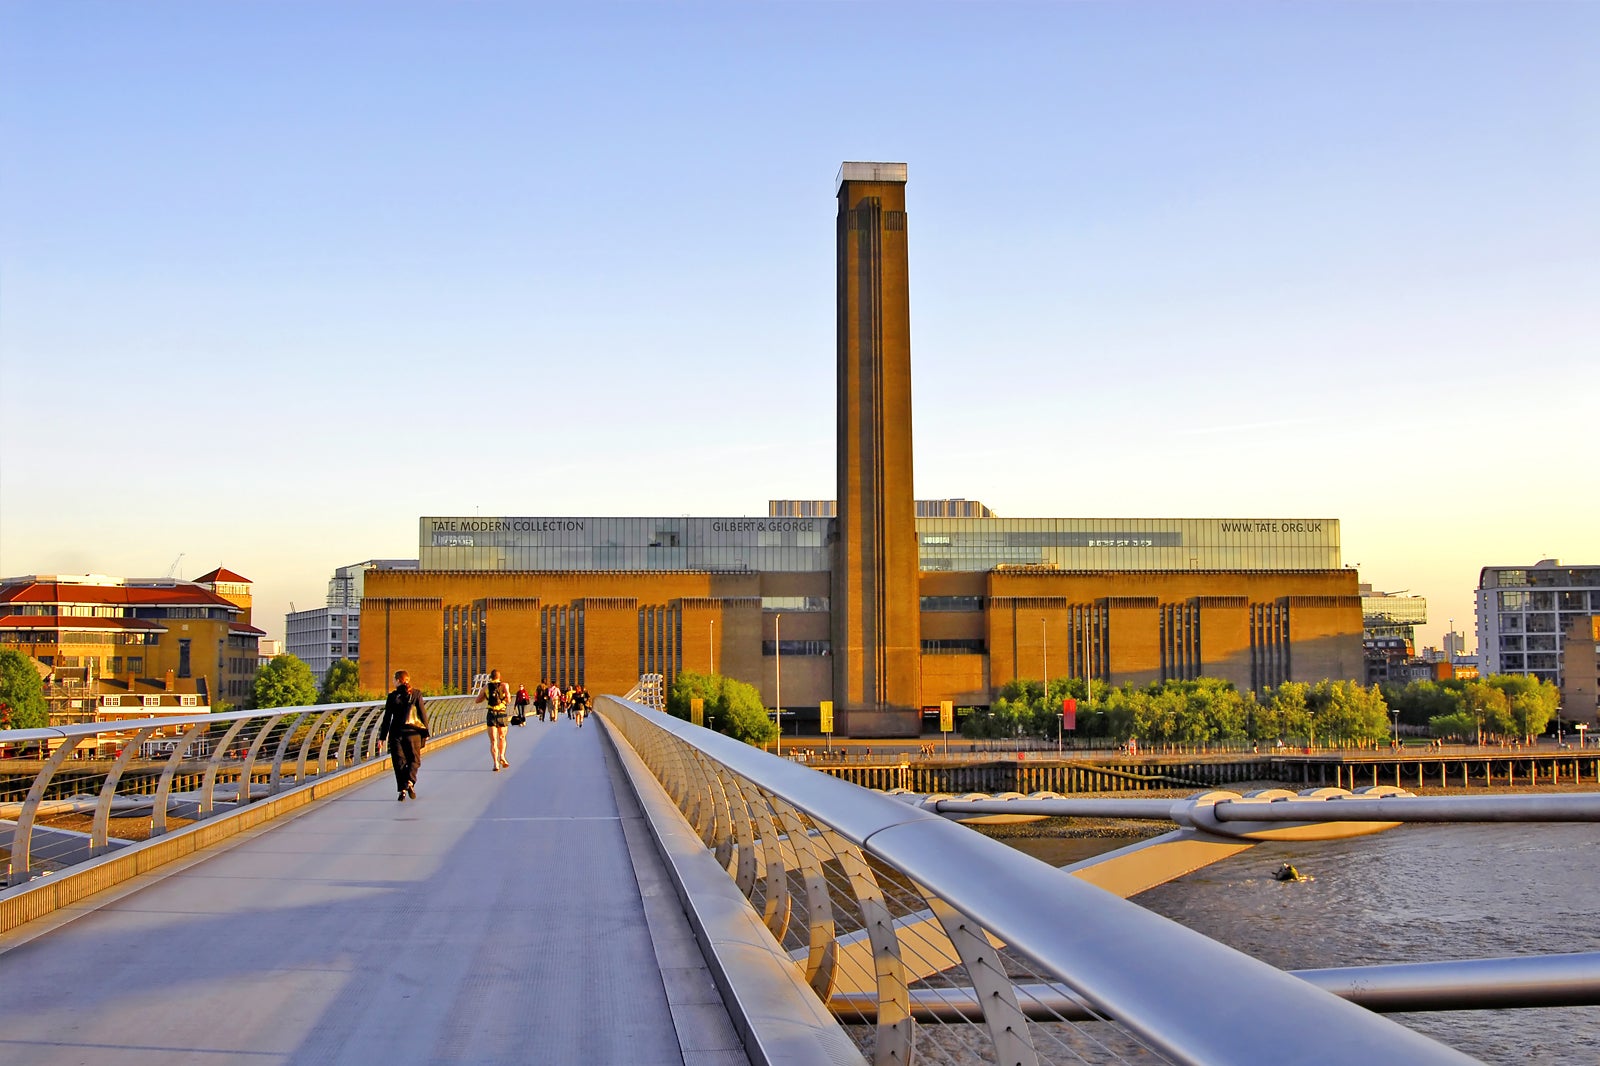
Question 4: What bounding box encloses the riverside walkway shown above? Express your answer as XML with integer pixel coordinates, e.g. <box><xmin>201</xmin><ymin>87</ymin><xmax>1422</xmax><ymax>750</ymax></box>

<box><xmin>0</xmin><ymin>718</ymin><xmax>749</xmax><ymax>1066</ymax></box>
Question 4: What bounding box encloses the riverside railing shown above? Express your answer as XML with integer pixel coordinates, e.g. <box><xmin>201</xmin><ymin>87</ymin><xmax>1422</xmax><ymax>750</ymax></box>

<box><xmin>0</xmin><ymin>695</ymin><xmax>478</xmax><ymax>888</ymax></box>
<box><xmin>597</xmin><ymin>695</ymin><xmax>1477</xmax><ymax>1066</ymax></box>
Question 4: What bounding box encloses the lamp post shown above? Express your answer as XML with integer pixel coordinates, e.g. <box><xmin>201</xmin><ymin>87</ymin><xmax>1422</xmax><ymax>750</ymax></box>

<box><xmin>774</xmin><ymin>614</ymin><xmax>782</xmax><ymax>757</ymax></box>
<box><xmin>1391</xmin><ymin>707</ymin><xmax>1401</xmax><ymax>749</ymax></box>
<box><xmin>709</xmin><ymin>619</ymin><xmax>715</xmax><ymax>675</ymax></box>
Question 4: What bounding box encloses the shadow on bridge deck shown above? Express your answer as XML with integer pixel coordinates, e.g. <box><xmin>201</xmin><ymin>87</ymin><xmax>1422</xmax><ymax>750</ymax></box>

<box><xmin>0</xmin><ymin>718</ymin><xmax>749</xmax><ymax>1066</ymax></box>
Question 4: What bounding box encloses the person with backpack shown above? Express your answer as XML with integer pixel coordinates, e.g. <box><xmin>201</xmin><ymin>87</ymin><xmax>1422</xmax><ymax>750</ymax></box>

<box><xmin>475</xmin><ymin>669</ymin><xmax>512</xmax><ymax>771</ymax></box>
<box><xmin>513</xmin><ymin>684</ymin><xmax>530</xmax><ymax>726</ymax></box>
<box><xmin>378</xmin><ymin>669</ymin><xmax>429</xmax><ymax>802</ymax></box>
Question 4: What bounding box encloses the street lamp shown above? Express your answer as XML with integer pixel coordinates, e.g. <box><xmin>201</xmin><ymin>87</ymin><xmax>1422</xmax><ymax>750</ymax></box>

<box><xmin>1391</xmin><ymin>707</ymin><xmax>1401</xmax><ymax>748</ymax></box>
<box><xmin>774</xmin><ymin>614</ymin><xmax>782</xmax><ymax>757</ymax></box>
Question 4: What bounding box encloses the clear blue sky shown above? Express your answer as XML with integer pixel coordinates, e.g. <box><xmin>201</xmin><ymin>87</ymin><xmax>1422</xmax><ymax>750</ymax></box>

<box><xmin>2</xmin><ymin>2</ymin><xmax>1595</xmax><ymax>649</ymax></box>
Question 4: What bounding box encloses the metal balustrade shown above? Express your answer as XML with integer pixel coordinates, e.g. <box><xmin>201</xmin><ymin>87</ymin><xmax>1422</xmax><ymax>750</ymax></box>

<box><xmin>597</xmin><ymin>695</ymin><xmax>1477</xmax><ymax>1066</ymax></box>
<box><xmin>0</xmin><ymin>695</ymin><xmax>479</xmax><ymax>888</ymax></box>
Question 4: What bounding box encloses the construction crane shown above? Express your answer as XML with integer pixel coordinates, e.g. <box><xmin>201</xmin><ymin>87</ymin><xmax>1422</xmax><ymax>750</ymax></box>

<box><xmin>166</xmin><ymin>553</ymin><xmax>185</xmax><ymax>579</ymax></box>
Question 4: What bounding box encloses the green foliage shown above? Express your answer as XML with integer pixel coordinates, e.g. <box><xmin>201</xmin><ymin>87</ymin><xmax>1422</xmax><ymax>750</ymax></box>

<box><xmin>1308</xmin><ymin>680</ymin><xmax>1392</xmax><ymax>748</ymax></box>
<box><xmin>1462</xmin><ymin>679</ymin><xmax>1511</xmax><ymax>738</ymax></box>
<box><xmin>251</xmin><ymin>654</ymin><xmax>318</xmax><ymax>710</ymax></box>
<box><xmin>318</xmin><ymin>658</ymin><xmax>374</xmax><ymax>704</ymax></box>
<box><xmin>955</xmin><ymin>672</ymin><xmax>1566</xmax><ymax>749</ymax></box>
<box><xmin>1428</xmin><ymin>711</ymin><xmax>1478</xmax><ymax>741</ymax></box>
<box><xmin>0</xmin><ymin>649</ymin><xmax>49</xmax><ymax>729</ymax></box>
<box><xmin>1491</xmin><ymin>674</ymin><xmax>1560</xmax><ymax>738</ymax></box>
<box><xmin>667</xmin><ymin>671</ymin><xmax>777</xmax><ymax>746</ymax></box>
<box><xmin>1377</xmin><ymin>675</ymin><xmax>1562</xmax><ymax>742</ymax></box>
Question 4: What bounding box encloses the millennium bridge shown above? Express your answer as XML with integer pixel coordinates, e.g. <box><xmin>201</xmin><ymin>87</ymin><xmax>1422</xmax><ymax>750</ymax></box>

<box><xmin>2</xmin><ymin>692</ymin><xmax>1597</xmax><ymax>1065</ymax></box>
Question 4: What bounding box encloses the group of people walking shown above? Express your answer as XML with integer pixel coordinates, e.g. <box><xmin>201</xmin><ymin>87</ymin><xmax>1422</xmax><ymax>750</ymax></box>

<box><xmin>509</xmin><ymin>679</ymin><xmax>592</xmax><ymax>725</ymax></box>
<box><xmin>379</xmin><ymin>668</ymin><xmax>597</xmax><ymax>800</ymax></box>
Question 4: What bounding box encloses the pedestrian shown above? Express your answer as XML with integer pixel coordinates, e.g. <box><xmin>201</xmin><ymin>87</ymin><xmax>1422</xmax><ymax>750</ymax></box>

<box><xmin>514</xmin><ymin>684</ymin><xmax>530</xmax><ymax>726</ymax></box>
<box><xmin>476</xmin><ymin>669</ymin><xmax>512</xmax><ymax>771</ymax></box>
<box><xmin>379</xmin><ymin>669</ymin><xmax>429</xmax><ymax>802</ymax></box>
<box><xmin>534</xmin><ymin>681</ymin><xmax>550</xmax><ymax>722</ymax></box>
<box><xmin>573</xmin><ymin>683</ymin><xmax>591</xmax><ymax>727</ymax></box>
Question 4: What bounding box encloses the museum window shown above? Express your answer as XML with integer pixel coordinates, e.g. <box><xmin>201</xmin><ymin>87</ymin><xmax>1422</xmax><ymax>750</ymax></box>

<box><xmin>921</xmin><ymin>639</ymin><xmax>985</xmax><ymax>654</ymax></box>
<box><xmin>762</xmin><ymin>640</ymin><xmax>831</xmax><ymax>656</ymax></box>
<box><xmin>920</xmin><ymin>596</ymin><xmax>983</xmax><ymax>612</ymax></box>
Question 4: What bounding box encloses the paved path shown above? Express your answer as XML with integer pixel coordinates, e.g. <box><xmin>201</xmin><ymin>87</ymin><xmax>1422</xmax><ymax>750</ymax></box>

<box><xmin>0</xmin><ymin>716</ymin><xmax>749</xmax><ymax>1065</ymax></box>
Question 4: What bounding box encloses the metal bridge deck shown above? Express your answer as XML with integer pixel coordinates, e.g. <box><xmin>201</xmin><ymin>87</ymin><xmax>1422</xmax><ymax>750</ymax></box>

<box><xmin>0</xmin><ymin>718</ymin><xmax>749</xmax><ymax>1066</ymax></box>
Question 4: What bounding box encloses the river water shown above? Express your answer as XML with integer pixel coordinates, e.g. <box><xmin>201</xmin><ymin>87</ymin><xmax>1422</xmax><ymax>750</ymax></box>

<box><xmin>1009</xmin><ymin>823</ymin><xmax>1600</xmax><ymax>1063</ymax></box>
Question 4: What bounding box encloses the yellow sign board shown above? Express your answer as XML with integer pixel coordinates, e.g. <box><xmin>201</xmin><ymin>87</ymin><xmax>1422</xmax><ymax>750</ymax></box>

<box><xmin>690</xmin><ymin>698</ymin><xmax>704</xmax><ymax>727</ymax></box>
<box><xmin>939</xmin><ymin>700</ymin><xmax>954</xmax><ymax>733</ymax></box>
<box><xmin>819</xmin><ymin>701</ymin><xmax>834</xmax><ymax>734</ymax></box>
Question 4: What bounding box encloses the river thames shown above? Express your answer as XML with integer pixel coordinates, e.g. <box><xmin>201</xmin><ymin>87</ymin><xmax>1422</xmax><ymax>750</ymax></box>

<box><xmin>1010</xmin><ymin>822</ymin><xmax>1599</xmax><ymax>1063</ymax></box>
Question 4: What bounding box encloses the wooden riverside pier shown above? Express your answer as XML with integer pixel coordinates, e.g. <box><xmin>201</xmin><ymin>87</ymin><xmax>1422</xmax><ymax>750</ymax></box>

<box><xmin>807</xmin><ymin>749</ymin><xmax>1600</xmax><ymax>795</ymax></box>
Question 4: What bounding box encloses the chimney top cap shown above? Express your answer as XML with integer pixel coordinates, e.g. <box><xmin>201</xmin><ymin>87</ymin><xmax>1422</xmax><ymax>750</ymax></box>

<box><xmin>837</xmin><ymin>162</ymin><xmax>907</xmax><ymax>193</ymax></box>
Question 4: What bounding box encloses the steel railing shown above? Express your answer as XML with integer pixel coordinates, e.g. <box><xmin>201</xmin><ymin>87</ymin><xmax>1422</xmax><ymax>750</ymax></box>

<box><xmin>597</xmin><ymin>695</ymin><xmax>1477</xmax><ymax>1066</ymax></box>
<box><xmin>0</xmin><ymin>695</ymin><xmax>479</xmax><ymax>888</ymax></box>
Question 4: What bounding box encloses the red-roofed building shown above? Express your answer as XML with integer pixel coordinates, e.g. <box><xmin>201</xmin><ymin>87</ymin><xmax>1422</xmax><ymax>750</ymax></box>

<box><xmin>0</xmin><ymin>572</ymin><xmax>263</xmax><ymax>722</ymax></box>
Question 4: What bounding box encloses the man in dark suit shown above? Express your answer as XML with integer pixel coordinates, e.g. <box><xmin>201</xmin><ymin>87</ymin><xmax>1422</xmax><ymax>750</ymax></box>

<box><xmin>379</xmin><ymin>669</ymin><xmax>430</xmax><ymax>801</ymax></box>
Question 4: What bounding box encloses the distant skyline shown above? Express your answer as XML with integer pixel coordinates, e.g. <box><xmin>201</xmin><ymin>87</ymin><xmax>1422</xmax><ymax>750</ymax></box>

<box><xmin>2</xmin><ymin>3</ymin><xmax>1595</xmax><ymax>653</ymax></box>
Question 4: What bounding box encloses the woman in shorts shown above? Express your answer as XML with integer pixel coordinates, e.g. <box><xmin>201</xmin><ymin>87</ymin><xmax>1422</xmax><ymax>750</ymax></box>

<box><xmin>475</xmin><ymin>669</ymin><xmax>512</xmax><ymax>770</ymax></box>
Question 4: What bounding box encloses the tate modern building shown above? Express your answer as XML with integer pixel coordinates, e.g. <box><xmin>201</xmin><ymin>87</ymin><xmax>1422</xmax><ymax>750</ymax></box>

<box><xmin>361</xmin><ymin>164</ymin><xmax>1362</xmax><ymax>736</ymax></box>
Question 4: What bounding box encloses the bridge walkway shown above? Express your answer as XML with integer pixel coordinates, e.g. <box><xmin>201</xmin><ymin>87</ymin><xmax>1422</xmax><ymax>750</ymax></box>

<box><xmin>0</xmin><ymin>715</ymin><xmax>750</xmax><ymax>1066</ymax></box>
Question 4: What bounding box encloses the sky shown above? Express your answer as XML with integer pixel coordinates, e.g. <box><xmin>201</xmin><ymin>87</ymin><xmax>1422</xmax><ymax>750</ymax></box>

<box><xmin>1</xmin><ymin>2</ymin><xmax>1596</xmax><ymax>650</ymax></box>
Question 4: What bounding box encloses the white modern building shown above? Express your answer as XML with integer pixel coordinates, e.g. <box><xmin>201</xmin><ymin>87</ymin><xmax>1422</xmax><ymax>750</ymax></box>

<box><xmin>285</xmin><ymin>559</ymin><xmax>416</xmax><ymax>684</ymax></box>
<box><xmin>1475</xmin><ymin>559</ymin><xmax>1600</xmax><ymax>691</ymax></box>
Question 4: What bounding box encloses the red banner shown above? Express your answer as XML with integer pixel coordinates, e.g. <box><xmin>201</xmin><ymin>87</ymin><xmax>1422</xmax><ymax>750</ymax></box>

<box><xmin>1061</xmin><ymin>697</ymin><xmax>1077</xmax><ymax>731</ymax></box>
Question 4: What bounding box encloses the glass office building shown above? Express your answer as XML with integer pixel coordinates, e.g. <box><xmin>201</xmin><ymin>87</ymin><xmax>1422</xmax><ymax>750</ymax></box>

<box><xmin>419</xmin><ymin>514</ymin><xmax>1340</xmax><ymax>575</ymax></box>
<box><xmin>420</xmin><ymin>517</ymin><xmax>831</xmax><ymax>573</ymax></box>
<box><xmin>915</xmin><ymin>517</ymin><xmax>1339</xmax><ymax>572</ymax></box>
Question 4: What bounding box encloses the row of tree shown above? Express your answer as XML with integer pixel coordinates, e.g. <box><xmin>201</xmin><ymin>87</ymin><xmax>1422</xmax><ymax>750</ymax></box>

<box><xmin>0</xmin><ymin>649</ymin><xmax>1570</xmax><ymax>750</ymax></box>
<box><xmin>246</xmin><ymin>655</ymin><xmax>374</xmax><ymax>710</ymax></box>
<box><xmin>961</xmin><ymin>674</ymin><xmax>1563</xmax><ymax>748</ymax></box>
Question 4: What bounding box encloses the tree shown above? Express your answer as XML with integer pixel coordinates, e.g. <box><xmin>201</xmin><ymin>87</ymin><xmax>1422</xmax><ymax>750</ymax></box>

<box><xmin>1264</xmin><ymin>682</ymin><xmax>1311</xmax><ymax>747</ymax></box>
<box><xmin>252</xmin><ymin>654</ymin><xmax>317</xmax><ymax>710</ymax></box>
<box><xmin>667</xmin><ymin>671</ymin><xmax>776</xmax><ymax>746</ymax></box>
<box><xmin>318</xmin><ymin>658</ymin><xmax>373</xmax><ymax>704</ymax></box>
<box><xmin>1490</xmin><ymin>674</ymin><xmax>1559</xmax><ymax>740</ymax></box>
<box><xmin>722</xmin><ymin>678</ymin><xmax>779</xmax><ymax>746</ymax></box>
<box><xmin>1462</xmin><ymin>679</ymin><xmax>1510</xmax><ymax>741</ymax></box>
<box><xmin>0</xmin><ymin>649</ymin><xmax>49</xmax><ymax>730</ymax></box>
<box><xmin>1310</xmin><ymin>680</ymin><xmax>1390</xmax><ymax>748</ymax></box>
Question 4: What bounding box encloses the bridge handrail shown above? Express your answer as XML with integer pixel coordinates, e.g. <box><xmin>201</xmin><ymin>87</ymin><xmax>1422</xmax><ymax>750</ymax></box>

<box><xmin>0</xmin><ymin>695</ymin><xmax>480</xmax><ymax>887</ymax></box>
<box><xmin>599</xmin><ymin>695</ymin><xmax>1475</xmax><ymax>1066</ymax></box>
